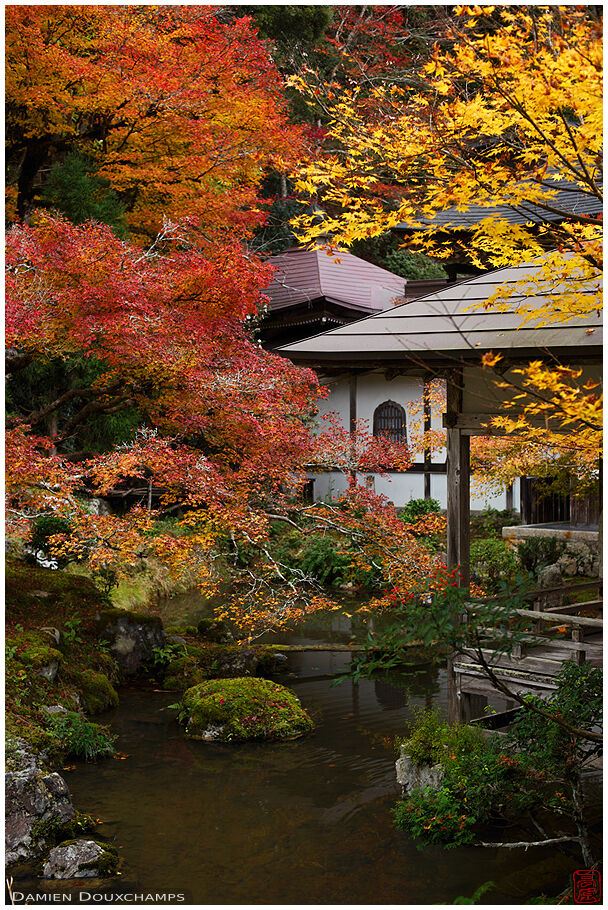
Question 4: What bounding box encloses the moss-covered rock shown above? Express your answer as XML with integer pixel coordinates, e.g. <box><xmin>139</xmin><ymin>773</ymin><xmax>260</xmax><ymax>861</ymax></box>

<box><xmin>73</xmin><ymin>670</ymin><xmax>119</xmax><ymax>715</ymax></box>
<box><xmin>177</xmin><ymin>677</ymin><xmax>314</xmax><ymax>742</ymax></box>
<box><xmin>163</xmin><ymin>656</ymin><xmax>207</xmax><ymax>692</ymax></box>
<box><xmin>95</xmin><ymin>608</ymin><xmax>165</xmax><ymax>676</ymax></box>
<box><xmin>42</xmin><ymin>837</ymin><xmax>119</xmax><ymax>879</ymax></box>
<box><xmin>161</xmin><ymin>640</ymin><xmax>288</xmax><ymax>691</ymax></box>
<box><xmin>196</xmin><ymin>617</ymin><xmax>231</xmax><ymax>642</ymax></box>
<box><xmin>8</xmin><ymin>629</ymin><xmax>63</xmax><ymax>681</ymax></box>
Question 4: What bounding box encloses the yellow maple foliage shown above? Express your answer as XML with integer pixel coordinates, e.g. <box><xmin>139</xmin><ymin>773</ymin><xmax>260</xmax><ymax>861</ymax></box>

<box><xmin>290</xmin><ymin>6</ymin><xmax>602</xmax><ymax>489</ymax></box>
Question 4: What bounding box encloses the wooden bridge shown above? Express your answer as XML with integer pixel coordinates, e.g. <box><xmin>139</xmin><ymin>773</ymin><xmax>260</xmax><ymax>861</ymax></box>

<box><xmin>448</xmin><ymin>580</ymin><xmax>603</xmax><ymax>724</ymax></box>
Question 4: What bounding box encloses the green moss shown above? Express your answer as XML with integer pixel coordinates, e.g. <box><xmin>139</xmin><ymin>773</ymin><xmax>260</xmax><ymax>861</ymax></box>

<box><xmin>178</xmin><ymin>677</ymin><xmax>314</xmax><ymax>742</ymax></box>
<box><xmin>30</xmin><ymin>811</ymin><xmax>96</xmax><ymax>853</ymax></box>
<box><xmin>253</xmin><ymin>647</ymin><xmax>281</xmax><ymax>675</ymax></box>
<box><xmin>96</xmin><ymin>607</ymin><xmax>163</xmax><ymax>630</ymax></box>
<box><xmin>6</xmin><ymin>559</ymin><xmax>110</xmax><ymax>623</ymax></box>
<box><xmin>163</xmin><ymin>656</ymin><xmax>207</xmax><ymax>692</ymax></box>
<box><xmin>10</xmin><ymin>630</ymin><xmax>63</xmax><ymax>672</ymax></box>
<box><xmin>5</xmin><ymin>563</ymin><xmax>120</xmax><ymax>754</ymax></box>
<box><xmin>57</xmin><ymin>838</ymin><xmax>119</xmax><ymax>876</ymax></box>
<box><xmin>73</xmin><ymin>670</ymin><xmax>119</xmax><ymax>715</ymax></box>
<box><xmin>196</xmin><ymin>617</ymin><xmax>230</xmax><ymax>642</ymax></box>
<box><xmin>165</xmin><ymin>625</ymin><xmax>198</xmax><ymax>636</ymax></box>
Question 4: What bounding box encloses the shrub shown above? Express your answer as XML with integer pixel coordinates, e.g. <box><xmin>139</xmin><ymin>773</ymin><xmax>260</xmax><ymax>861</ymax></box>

<box><xmin>400</xmin><ymin>498</ymin><xmax>441</xmax><ymax>523</ymax></box>
<box><xmin>402</xmin><ymin>709</ymin><xmax>483</xmax><ymax>767</ymax></box>
<box><xmin>471</xmin><ymin>507</ymin><xmax>519</xmax><ymax>539</ymax></box>
<box><xmin>299</xmin><ymin>535</ymin><xmax>349</xmax><ymax>586</ymax></box>
<box><xmin>29</xmin><ymin>515</ymin><xmax>73</xmax><ymax>567</ymax></box>
<box><xmin>470</xmin><ymin>538</ymin><xmax>520</xmax><ymax>593</ymax></box>
<box><xmin>393</xmin><ymin>785</ymin><xmax>478</xmax><ymax>847</ymax></box>
<box><xmin>517</xmin><ymin>537</ymin><xmax>566</xmax><ymax>575</ymax></box>
<box><xmin>47</xmin><ymin>711</ymin><xmax>116</xmax><ymax>760</ymax></box>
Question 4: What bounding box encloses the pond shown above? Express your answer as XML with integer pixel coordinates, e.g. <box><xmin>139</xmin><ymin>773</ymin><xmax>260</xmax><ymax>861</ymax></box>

<box><xmin>17</xmin><ymin>595</ymin><xmax>579</xmax><ymax>904</ymax></box>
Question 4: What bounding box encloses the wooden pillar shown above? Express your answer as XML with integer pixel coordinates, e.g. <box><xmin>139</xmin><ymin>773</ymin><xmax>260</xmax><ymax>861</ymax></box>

<box><xmin>349</xmin><ymin>373</ymin><xmax>357</xmax><ymax>483</ymax></box>
<box><xmin>423</xmin><ymin>376</ymin><xmax>432</xmax><ymax>500</ymax></box>
<box><xmin>349</xmin><ymin>373</ymin><xmax>357</xmax><ymax>434</ymax></box>
<box><xmin>446</xmin><ymin>656</ymin><xmax>463</xmax><ymax>724</ymax></box>
<box><xmin>446</xmin><ymin>370</ymin><xmax>470</xmax><ymax>588</ymax></box>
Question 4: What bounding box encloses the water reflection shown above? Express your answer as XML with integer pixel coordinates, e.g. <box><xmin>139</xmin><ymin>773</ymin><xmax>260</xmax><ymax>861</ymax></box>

<box><xmin>12</xmin><ymin>591</ymin><xmax>579</xmax><ymax>904</ymax></box>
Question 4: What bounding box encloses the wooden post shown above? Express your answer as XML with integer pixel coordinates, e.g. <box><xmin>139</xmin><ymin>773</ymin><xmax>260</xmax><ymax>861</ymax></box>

<box><xmin>446</xmin><ymin>370</ymin><xmax>470</xmax><ymax>587</ymax></box>
<box><xmin>446</xmin><ymin>656</ymin><xmax>462</xmax><ymax>723</ymax></box>
<box><xmin>423</xmin><ymin>376</ymin><xmax>432</xmax><ymax>500</ymax></box>
<box><xmin>349</xmin><ymin>373</ymin><xmax>357</xmax><ymax>483</ymax></box>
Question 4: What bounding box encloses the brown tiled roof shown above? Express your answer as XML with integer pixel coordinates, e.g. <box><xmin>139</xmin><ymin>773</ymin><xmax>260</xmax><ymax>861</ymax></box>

<box><xmin>265</xmin><ymin>247</ymin><xmax>405</xmax><ymax>314</ymax></box>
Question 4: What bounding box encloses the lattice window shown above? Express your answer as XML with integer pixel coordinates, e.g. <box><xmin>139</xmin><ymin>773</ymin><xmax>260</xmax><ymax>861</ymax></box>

<box><xmin>373</xmin><ymin>400</ymin><xmax>407</xmax><ymax>443</ymax></box>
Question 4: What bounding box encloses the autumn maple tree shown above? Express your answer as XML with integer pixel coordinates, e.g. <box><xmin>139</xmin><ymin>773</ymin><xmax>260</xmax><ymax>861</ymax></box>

<box><xmin>6</xmin><ymin>5</ymin><xmax>449</xmax><ymax>638</ymax></box>
<box><xmin>6</xmin><ymin>5</ymin><xmax>300</xmax><ymax>241</ymax></box>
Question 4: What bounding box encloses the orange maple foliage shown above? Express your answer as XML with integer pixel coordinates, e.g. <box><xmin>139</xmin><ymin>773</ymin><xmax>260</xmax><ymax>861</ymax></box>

<box><xmin>6</xmin><ymin>6</ymin><xmax>301</xmax><ymax>242</ymax></box>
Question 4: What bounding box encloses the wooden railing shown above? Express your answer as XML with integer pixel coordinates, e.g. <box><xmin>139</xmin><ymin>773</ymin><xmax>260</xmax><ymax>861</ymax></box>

<box><xmin>465</xmin><ymin>580</ymin><xmax>602</xmax><ymax>669</ymax></box>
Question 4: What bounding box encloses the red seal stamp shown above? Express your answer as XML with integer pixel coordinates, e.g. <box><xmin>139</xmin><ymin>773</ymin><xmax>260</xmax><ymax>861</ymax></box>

<box><xmin>573</xmin><ymin>870</ymin><xmax>601</xmax><ymax>904</ymax></box>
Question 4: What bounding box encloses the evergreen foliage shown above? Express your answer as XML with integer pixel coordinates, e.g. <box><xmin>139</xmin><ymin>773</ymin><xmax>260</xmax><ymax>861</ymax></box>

<box><xmin>40</xmin><ymin>153</ymin><xmax>128</xmax><ymax>236</ymax></box>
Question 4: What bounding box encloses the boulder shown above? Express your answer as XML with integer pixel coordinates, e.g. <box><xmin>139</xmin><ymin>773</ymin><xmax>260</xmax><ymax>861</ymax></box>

<box><xmin>177</xmin><ymin>677</ymin><xmax>314</xmax><ymax>742</ymax></box>
<box><xmin>41</xmin><ymin>705</ymin><xmax>68</xmax><ymax>717</ymax></box>
<box><xmin>395</xmin><ymin>748</ymin><xmax>444</xmax><ymax>795</ymax></box>
<box><xmin>535</xmin><ymin>564</ymin><xmax>564</xmax><ymax>610</ymax></box>
<box><xmin>5</xmin><ymin>738</ymin><xmax>75</xmax><ymax>865</ymax></box>
<box><xmin>196</xmin><ymin>617</ymin><xmax>231</xmax><ymax>642</ymax></box>
<box><xmin>557</xmin><ymin>540</ymin><xmax>596</xmax><ymax>578</ymax></box>
<box><xmin>43</xmin><ymin>838</ymin><xmax>119</xmax><ymax>879</ymax></box>
<box><xmin>211</xmin><ymin>646</ymin><xmax>259</xmax><ymax>677</ymax></box>
<box><xmin>10</xmin><ymin>630</ymin><xmax>63</xmax><ymax>682</ymax></box>
<box><xmin>73</xmin><ymin>670</ymin><xmax>119</xmax><ymax>715</ymax></box>
<box><xmin>96</xmin><ymin>609</ymin><xmax>166</xmax><ymax>676</ymax></box>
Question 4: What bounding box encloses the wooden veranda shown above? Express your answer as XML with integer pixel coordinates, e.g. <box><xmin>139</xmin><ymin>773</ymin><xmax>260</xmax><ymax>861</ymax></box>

<box><xmin>448</xmin><ymin>580</ymin><xmax>603</xmax><ymax>723</ymax></box>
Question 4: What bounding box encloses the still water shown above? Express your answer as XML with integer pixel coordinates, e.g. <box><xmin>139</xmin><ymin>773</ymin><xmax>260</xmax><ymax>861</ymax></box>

<box><xmin>21</xmin><ymin>599</ymin><xmax>578</xmax><ymax>904</ymax></box>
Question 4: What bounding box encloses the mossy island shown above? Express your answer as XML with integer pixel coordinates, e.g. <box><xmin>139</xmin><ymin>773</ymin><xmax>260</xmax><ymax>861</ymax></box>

<box><xmin>176</xmin><ymin>677</ymin><xmax>314</xmax><ymax>743</ymax></box>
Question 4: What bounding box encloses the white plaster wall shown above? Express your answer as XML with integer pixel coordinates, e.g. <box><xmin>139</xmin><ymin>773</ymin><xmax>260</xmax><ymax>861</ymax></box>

<box><xmin>308</xmin><ymin>471</ymin><xmax>350</xmax><ymax>501</ymax></box>
<box><xmin>317</xmin><ymin>376</ymin><xmax>350</xmax><ymax>421</ymax></box>
<box><xmin>310</xmin><ymin>371</ymin><xmax>519</xmax><ymax>512</ymax></box>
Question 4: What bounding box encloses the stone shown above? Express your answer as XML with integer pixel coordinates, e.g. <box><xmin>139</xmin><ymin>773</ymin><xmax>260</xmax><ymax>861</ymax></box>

<box><xmin>557</xmin><ymin>553</ymin><xmax>578</xmax><ymax>577</ymax></box>
<box><xmin>73</xmin><ymin>670</ymin><xmax>119</xmax><ymax>715</ymax></box>
<box><xmin>535</xmin><ymin>564</ymin><xmax>564</xmax><ymax>610</ymax></box>
<box><xmin>43</xmin><ymin>838</ymin><xmax>118</xmax><ymax>879</ymax></box>
<box><xmin>395</xmin><ymin>748</ymin><xmax>444</xmax><ymax>795</ymax></box>
<box><xmin>42</xmin><ymin>705</ymin><xmax>68</xmax><ymax>717</ymax></box>
<box><xmin>211</xmin><ymin>647</ymin><xmax>259</xmax><ymax>677</ymax></box>
<box><xmin>178</xmin><ymin>677</ymin><xmax>314</xmax><ymax>742</ymax></box>
<box><xmin>96</xmin><ymin>609</ymin><xmax>166</xmax><ymax>676</ymax></box>
<box><xmin>558</xmin><ymin>540</ymin><xmax>596</xmax><ymax>577</ymax></box>
<box><xmin>39</xmin><ymin>660</ymin><xmax>60</xmax><ymax>682</ymax></box>
<box><xmin>196</xmin><ymin>618</ymin><xmax>231</xmax><ymax>643</ymax></box>
<box><xmin>5</xmin><ymin>738</ymin><xmax>75</xmax><ymax>865</ymax></box>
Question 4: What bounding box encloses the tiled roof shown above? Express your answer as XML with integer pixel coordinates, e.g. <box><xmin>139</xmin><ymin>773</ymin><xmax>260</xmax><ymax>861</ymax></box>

<box><xmin>278</xmin><ymin>257</ymin><xmax>602</xmax><ymax>364</ymax></box>
<box><xmin>265</xmin><ymin>247</ymin><xmax>405</xmax><ymax>314</ymax></box>
<box><xmin>395</xmin><ymin>181</ymin><xmax>602</xmax><ymax>230</ymax></box>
